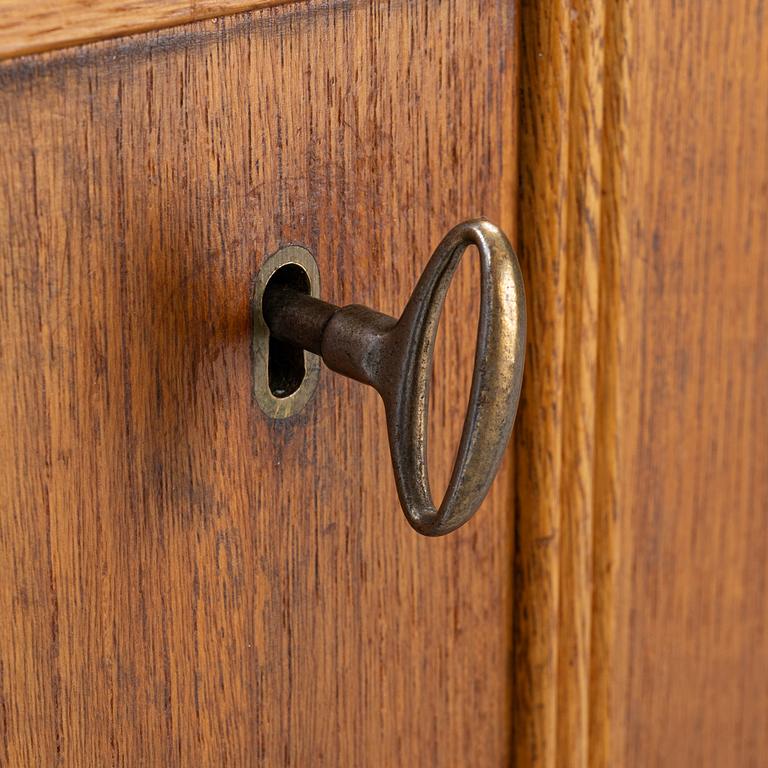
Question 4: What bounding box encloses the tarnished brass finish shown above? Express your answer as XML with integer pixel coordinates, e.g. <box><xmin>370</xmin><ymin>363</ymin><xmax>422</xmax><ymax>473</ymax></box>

<box><xmin>263</xmin><ymin>219</ymin><xmax>526</xmax><ymax>536</ymax></box>
<box><xmin>252</xmin><ymin>245</ymin><xmax>321</xmax><ymax>419</ymax></box>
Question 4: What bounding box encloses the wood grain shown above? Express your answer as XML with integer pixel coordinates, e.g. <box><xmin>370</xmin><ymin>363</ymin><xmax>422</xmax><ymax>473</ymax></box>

<box><xmin>0</xmin><ymin>0</ymin><xmax>293</xmax><ymax>60</ymax></box>
<box><xmin>588</xmin><ymin>0</ymin><xmax>627</xmax><ymax>765</ymax></box>
<box><xmin>0</xmin><ymin>2</ymin><xmax>518</xmax><ymax>765</ymax></box>
<box><xmin>514</xmin><ymin>2</ymin><xmax>569</xmax><ymax>763</ymax></box>
<box><xmin>517</xmin><ymin>0</ymin><xmax>768</xmax><ymax>765</ymax></box>
<box><xmin>617</xmin><ymin>1</ymin><xmax>768</xmax><ymax>763</ymax></box>
<box><xmin>514</xmin><ymin>1</ymin><xmax>606</xmax><ymax>764</ymax></box>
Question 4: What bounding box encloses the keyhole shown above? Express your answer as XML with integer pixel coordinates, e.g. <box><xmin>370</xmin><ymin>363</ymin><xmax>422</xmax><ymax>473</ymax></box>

<box><xmin>252</xmin><ymin>244</ymin><xmax>320</xmax><ymax>419</ymax></box>
<box><xmin>262</xmin><ymin>263</ymin><xmax>311</xmax><ymax>398</ymax></box>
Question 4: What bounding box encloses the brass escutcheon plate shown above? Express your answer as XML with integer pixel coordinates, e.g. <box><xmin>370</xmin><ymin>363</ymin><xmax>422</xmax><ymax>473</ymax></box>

<box><xmin>252</xmin><ymin>245</ymin><xmax>321</xmax><ymax>419</ymax></box>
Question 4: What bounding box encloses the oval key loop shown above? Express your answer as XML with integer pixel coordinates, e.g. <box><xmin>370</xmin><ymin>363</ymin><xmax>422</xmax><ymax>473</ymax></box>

<box><xmin>261</xmin><ymin>219</ymin><xmax>527</xmax><ymax>536</ymax></box>
<box><xmin>378</xmin><ymin>220</ymin><xmax>526</xmax><ymax>534</ymax></box>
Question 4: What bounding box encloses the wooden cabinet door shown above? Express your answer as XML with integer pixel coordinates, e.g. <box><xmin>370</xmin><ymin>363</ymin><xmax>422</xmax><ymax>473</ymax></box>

<box><xmin>3</xmin><ymin>2</ymin><xmax>767</xmax><ymax>767</ymax></box>
<box><xmin>514</xmin><ymin>1</ymin><xmax>768</xmax><ymax>766</ymax></box>
<box><xmin>0</xmin><ymin>2</ymin><xmax>517</xmax><ymax>765</ymax></box>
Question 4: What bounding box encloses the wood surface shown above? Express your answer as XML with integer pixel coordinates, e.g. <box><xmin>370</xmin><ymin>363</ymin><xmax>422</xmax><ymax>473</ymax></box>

<box><xmin>618</xmin><ymin>1</ymin><xmax>768</xmax><ymax>763</ymax></box>
<box><xmin>0</xmin><ymin>0</ymin><xmax>294</xmax><ymax>60</ymax></box>
<box><xmin>0</xmin><ymin>2</ymin><xmax>518</xmax><ymax>765</ymax></box>
<box><xmin>514</xmin><ymin>1</ymin><xmax>608</xmax><ymax>764</ymax></box>
<box><xmin>516</xmin><ymin>0</ymin><xmax>768</xmax><ymax>765</ymax></box>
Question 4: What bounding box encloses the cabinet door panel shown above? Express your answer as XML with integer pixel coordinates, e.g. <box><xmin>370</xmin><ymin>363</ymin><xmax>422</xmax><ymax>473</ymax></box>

<box><xmin>0</xmin><ymin>3</ymin><xmax>517</xmax><ymax>765</ymax></box>
<box><xmin>515</xmin><ymin>1</ymin><xmax>768</xmax><ymax>765</ymax></box>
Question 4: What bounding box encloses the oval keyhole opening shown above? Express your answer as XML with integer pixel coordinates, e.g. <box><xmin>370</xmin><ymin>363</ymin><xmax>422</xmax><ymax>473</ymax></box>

<box><xmin>263</xmin><ymin>263</ymin><xmax>311</xmax><ymax>398</ymax></box>
<box><xmin>252</xmin><ymin>245</ymin><xmax>320</xmax><ymax>419</ymax></box>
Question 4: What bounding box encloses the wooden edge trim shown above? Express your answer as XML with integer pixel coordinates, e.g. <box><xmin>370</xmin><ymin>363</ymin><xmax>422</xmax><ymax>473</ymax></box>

<box><xmin>514</xmin><ymin>0</ymin><xmax>628</xmax><ymax>765</ymax></box>
<box><xmin>0</xmin><ymin>0</ymin><xmax>299</xmax><ymax>61</ymax></box>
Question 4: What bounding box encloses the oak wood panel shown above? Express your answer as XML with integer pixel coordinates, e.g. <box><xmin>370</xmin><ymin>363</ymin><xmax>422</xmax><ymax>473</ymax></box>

<box><xmin>517</xmin><ymin>0</ymin><xmax>768</xmax><ymax>765</ymax></box>
<box><xmin>617</xmin><ymin>1</ymin><xmax>768</xmax><ymax>763</ymax></box>
<box><xmin>0</xmin><ymin>2</ymin><xmax>518</xmax><ymax>765</ymax></box>
<box><xmin>0</xmin><ymin>0</ymin><xmax>293</xmax><ymax>60</ymax></box>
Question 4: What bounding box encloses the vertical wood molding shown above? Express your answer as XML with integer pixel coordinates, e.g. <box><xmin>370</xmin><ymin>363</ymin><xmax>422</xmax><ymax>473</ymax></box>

<box><xmin>514</xmin><ymin>2</ymin><xmax>570</xmax><ymax>764</ymax></box>
<box><xmin>515</xmin><ymin>1</ymin><xmax>628</xmax><ymax>766</ymax></box>
<box><xmin>557</xmin><ymin>0</ymin><xmax>604</xmax><ymax>765</ymax></box>
<box><xmin>589</xmin><ymin>2</ymin><xmax>630</xmax><ymax>766</ymax></box>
